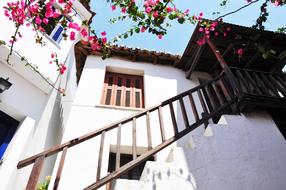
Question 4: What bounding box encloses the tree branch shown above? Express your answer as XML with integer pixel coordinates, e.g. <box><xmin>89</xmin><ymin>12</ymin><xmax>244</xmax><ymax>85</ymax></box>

<box><xmin>215</xmin><ymin>0</ymin><xmax>261</xmax><ymax>20</ymax></box>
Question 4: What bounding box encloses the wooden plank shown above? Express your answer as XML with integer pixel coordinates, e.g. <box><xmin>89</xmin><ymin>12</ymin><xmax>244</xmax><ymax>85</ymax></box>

<box><xmin>83</xmin><ymin>100</ymin><xmax>235</xmax><ymax>190</ymax></box>
<box><xmin>132</xmin><ymin>118</ymin><xmax>137</xmax><ymax>160</ymax></box>
<box><xmin>53</xmin><ymin>147</ymin><xmax>68</xmax><ymax>190</ymax></box>
<box><xmin>96</xmin><ymin>131</ymin><xmax>105</xmax><ymax>182</ymax></box>
<box><xmin>25</xmin><ymin>156</ymin><xmax>45</xmax><ymax>190</ymax></box>
<box><xmin>268</xmin><ymin>75</ymin><xmax>286</xmax><ymax>97</ymax></box>
<box><xmin>158</xmin><ymin>106</ymin><xmax>166</xmax><ymax>142</ymax></box>
<box><xmin>116</xmin><ymin>124</ymin><xmax>122</xmax><ymax>170</ymax></box>
<box><xmin>186</xmin><ymin>45</ymin><xmax>205</xmax><ymax>78</ymax></box>
<box><xmin>169</xmin><ymin>102</ymin><xmax>178</xmax><ymax>135</ymax></box>
<box><xmin>188</xmin><ymin>93</ymin><xmax>199</xmax><ymax>122</ymax></box>
<box><xmin>179</xmin><ymin>98</ymin><xmax>190</xmax><ymax>127</ymax></box>
<box><xmin>253</xmin><ymin>72</ymin><xmax>270</xmax><ymax>95</ymax></box>
<box><xmin>146</xmin><ymin>112</ymin><xmax>152</xmax><ymax>150</ymax></box>
<box><xmin>260</xmin><ymin>73</ymin><xmax>279</xmax><ymax>97</ymax></box>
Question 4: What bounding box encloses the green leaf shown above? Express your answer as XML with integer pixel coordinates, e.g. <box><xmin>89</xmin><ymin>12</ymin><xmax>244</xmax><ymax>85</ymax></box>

<box><xmin>262</xmin><ymin>53</ymin><xmax>268</xmax><ymax>59</ymax></box>
<box><xmin>135</xmin><ymin>27</ymin><xmax>140</xmax><ymax>33</ymax></box>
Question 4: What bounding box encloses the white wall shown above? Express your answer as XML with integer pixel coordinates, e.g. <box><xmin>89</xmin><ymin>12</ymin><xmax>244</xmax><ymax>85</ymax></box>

<box><xmin>50</xmin><ymin>55</ymin><xmax>211</xmax><ymax>189</ymax></box>
<box><xmin>0</xmin><ymin>1</ymin><xmax>93</xmax><ymax>189</ymax></box>
<box><xmin>179</xmin><ymin>112</ymin><xmax>286</xmax><ymax>190</ymax></box>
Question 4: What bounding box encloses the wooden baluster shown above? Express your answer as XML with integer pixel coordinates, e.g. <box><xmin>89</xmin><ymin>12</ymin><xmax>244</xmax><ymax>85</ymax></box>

<box><xmin>236</xmin><ymin>70</ymin><xmax>250</xmax><ymax>93</ymax></box>
<box><xmin>218</xmin><ymin>80</ymin><xmax>231</xmax><ymax>101</ymax></box>
<box><xmin>53</xmin><ymin>147</ymin><xmax>68</xmax><ymax>190</ymax></box>
<box><xmin>244</xmin><ymin>70</ymin><xmax>262</xmax><ymax>94</ymax></box>
<box><xmin>97</xmin><ymin>131</ymin><xmax>105</xmax><ymax>181</ymax></box>
<box><xmin>146</xmin><ymin>112</ymin><xmax>152</xmax><ymax>150</ymax></box>
<box><xmin>158</xmin><ymin>106</ymin><xmax>166</xmax><ymax>142</ymax></box>
<box><xmin>197</xmin><ymin>89</ymin><xmax>209</xmax><ymax>115</ymax></box>
<box><xmin>25</xmin><ymin>156</ymin><xmax>45</xmax><ymax>190</ymax></box>
<box><xmin>212</xmin><ymin>82</ymin><xmax>225</xmax><ymax>106</ymax></box>
<box><xmin>271</xmin><ymin>75</ymin><xmax>286</xmax><ymax>97</ymax></box>
<box><xmin>179</xmin><ymin>98</ymin><xmax>190</xmax><ymax>128</ymax></box>
<box><xmin>188</xmin><ymin>93</ymin><xmax>199</xmax><ymax>122</ymax></box>
<box><xmin>260</xmin><ymin>73</ymin><xmax>279</xmax><ymax>97</ymax></box>
<box><xmin>277</xmin><ymin>75</ymin><xmax>286</xmax><ymax>88</ymax></box>
<box><xmin>169</xmin><ymin>102</ymin><xmax>178</xmax><ymax>135</ymax></box>
<box><xmin>116</xmin><ymin>124</ymin><xmax>121</xmax><ymax>170</ymax></box>
<box><xmin>234</xmin><ymin>71</ymin><xmax>246</xmax><ymax>93</ymax></box>
<box><xmin>204</xmin><ymin>84</ymin><xmax>217</xmax><ymax>111</ymax></box>
<box><xmin>132</xmin><ymin>118</ymin><xmax>137</xmax><ymax>160</ymax></box>
<box><xmin>253</xmin><ymin>72</ymin><xmax>269</xmax><ymax>95</ymax></box>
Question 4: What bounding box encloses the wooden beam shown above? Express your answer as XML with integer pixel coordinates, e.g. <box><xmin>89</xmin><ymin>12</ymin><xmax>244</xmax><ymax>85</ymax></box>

<box><xmin>206</xmin><ymin>39</ymin><xmax>228</xmax><ymax>67</ymax></box>
<box><xmin>185</xmin><ymin>45</ymin><xmax>205</xmax><ymax>78</ymax></box>
<box><xmin>245</xmin><ymin>51</ymin><xmax>260</xmax><ymax>68</ymax></box>
<box><xmin>210</xmin><ymin>43</ymin><xmax>233</xmax><ymax>72</ymax></box>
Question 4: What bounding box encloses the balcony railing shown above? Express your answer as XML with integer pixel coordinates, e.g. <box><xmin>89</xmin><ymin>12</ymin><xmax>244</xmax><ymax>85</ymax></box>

<box><xmin>221</xmin><ymin>66</ymin><xmax>286</xmax><ymax>111</ymax></box>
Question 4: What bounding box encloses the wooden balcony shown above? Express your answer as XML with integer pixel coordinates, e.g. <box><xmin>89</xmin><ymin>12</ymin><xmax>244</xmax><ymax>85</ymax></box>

<box><xmin>222</xmin><ymin>66</ymin><xmax>286</xmax><ymax>111</ymax></box>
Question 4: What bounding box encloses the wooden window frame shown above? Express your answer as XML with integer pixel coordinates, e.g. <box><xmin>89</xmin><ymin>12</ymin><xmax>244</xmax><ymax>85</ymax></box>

<box><xmin>101</xmin><ymin>72</ymin><xmax>144</xmax><ymax>108</ymax></box>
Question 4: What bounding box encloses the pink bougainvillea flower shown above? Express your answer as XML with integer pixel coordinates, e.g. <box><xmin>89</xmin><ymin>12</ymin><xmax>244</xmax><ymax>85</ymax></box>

<box><xmin>184</xmin><ymin>9</ymin><xmax>190</xmax><ymax>14</ymax></box>
<box><xmin>121</xmin><ymin>7</ymin><xmax>127</xmax><ymax>13</ymax></box>
<box><xmin>68</xmin><ymin>22</ymin><xmax>80</xmax><ymax>31</ymax></box>
<box><xmin>141</xmin><ymin>26</ymin><xmax>146</xmax><ymax>33</ymax></box>
<box><xmin>153</xmin><ymin>11</ymin><xmax>159</xmax><ymax>18</ymax></box>
<box><xmin>101</xmin><ymin>31</ymin><xmax>107</xmax><ymax>36</ymax></box>
<box><xmin>43</xmin><ymin>18</ymin><xmax>49</xmax><ymax>24</ymax></box>
<box><xmin>237</xmin><ymin>48</ymin><xmax>244</xmax><ymax>57</ymax></box>
<box><xmin>80</xmin><ymin>28</ymin><xmax>88</xmax><ymax>37</ymax></box>
<box><xmin>35</xmin><ymin>16</ymin><xmax>42</xmax><ymax>25</ymax></box>
<box><xmin>59</xmin><ymin>64</ymin><xmax>67</xmax><ymax>75</ymax></box>
<box><xmin>199</xmin><ymin>27</ymin><xmax>204</xmax><ymax>32</ymax></box>
<box><xmin>157</xmin><ymin>34</ymin><xmax>163</xmax><ymax>39</ymax></box>
<box><xmin>111</xmin><ymin>5</ymin><xmax>116</xmax><ymax>11</ymax></box>
<box><xmin>166</xmin><ymin>7</ymin><xmax>173</xmax><ymax>13</ymax></box>
<box><xmin>145</xmin><ymin>7</ymin><xmax>152</xmax><ymax>14</ymax></box>
<box><xmin>101</xmin><ymin>37</ymin><xmax>107</xmax><ymax>44</ymax></box>
<box><xmin>70</xmin><ymin>31</ymin><xmax>76</xmax><ymax>40</ymax></box>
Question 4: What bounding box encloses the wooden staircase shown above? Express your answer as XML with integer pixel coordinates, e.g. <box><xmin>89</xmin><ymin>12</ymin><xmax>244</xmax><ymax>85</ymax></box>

<box><xmin>17</xmin><ymin>75</ymin><xmax>236</xmax><ymax>190</ymax></box>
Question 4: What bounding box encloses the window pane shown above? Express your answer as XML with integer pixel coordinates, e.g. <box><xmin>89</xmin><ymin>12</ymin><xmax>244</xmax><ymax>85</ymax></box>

<box><xmin>125</xmin><ymin>91</ymin><xmax>130</xmax><ymax>107</ymax></box>
<box><xmin>118</xmin><ymin>78</ymin><xmax>122</xmax><ymax>87</ymax></box>
<box><xmin>126</xmin><ymin>79</ymin><xmax>131</xmax><ymax>88</ymax></box>
<box><xmin>135</xmin><ymin>79</ymin><xmax>140</xmax><ymax>88</ymax></box>
<box><xmin>108</xmin><ymin>77</ymin><xmax>113</xmax><ymax>86</ymax></box>
<box><xmin>135</xmin><ymin>92</ymin><xmax>141</xmax><ymax>108</ymax></box>
<box><xmin>52</xmin><ymin>25</ymin><xmax>64</xmax><ymax>42</ymax></box>
<box><xmin>105</xmin><ymin>89</ymin><xmax>112</xmax><ymax>105</ymax></box>
<box><xmin>116</xmin><ymin>90</ymin><xmax>122</xmax><ymax>106</ymax></box>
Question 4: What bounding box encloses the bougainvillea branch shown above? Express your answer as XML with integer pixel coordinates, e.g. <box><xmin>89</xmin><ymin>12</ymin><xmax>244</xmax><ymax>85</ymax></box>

<box><xmin>2</xmin><ymin>0</ymin><xmax>286</xmax><ymax>93</ymax></box>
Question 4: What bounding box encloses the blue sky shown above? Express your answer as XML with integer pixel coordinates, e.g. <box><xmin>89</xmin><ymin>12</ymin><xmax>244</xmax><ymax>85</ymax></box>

<box><xmin>91</xmin><ymin>0</ymin><xmax>286</xmax><ymax>55</ymax></box>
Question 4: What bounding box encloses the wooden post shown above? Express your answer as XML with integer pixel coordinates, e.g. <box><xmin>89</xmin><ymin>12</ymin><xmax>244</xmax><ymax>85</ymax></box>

<box><xmin>25</xmin><ymin>156</ymin><xmax>45</xmax><ymax>190</ymax></box>
<box><xmin>206</xmin><ymin>39</ymin><xmax>242</xmax><ymax>99</ymax></box>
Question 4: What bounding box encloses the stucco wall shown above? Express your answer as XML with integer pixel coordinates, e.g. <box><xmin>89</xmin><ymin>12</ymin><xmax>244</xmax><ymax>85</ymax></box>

<box><xmin>179</xmin><ymin>112</ymin><xmax>286</xmax><ymax>190</ymax></box>
<box><xmin>50</xmin><ymin>56</ymin><xmax>211</xmax><ymax>189</ymax></box>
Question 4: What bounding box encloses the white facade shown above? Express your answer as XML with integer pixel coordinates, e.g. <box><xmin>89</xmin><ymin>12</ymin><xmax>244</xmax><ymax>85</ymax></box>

<box><xmin>0</xmin><ymin>1</ymin><xmax>92</xmax><ymax>190</ymax></box>
<box><xmin>0</xmin><ymin>1</ymin><xmax>285</xmax><ymax>189</ymax></box>
<box><xmin>48</xmin><ymin>55</ymin><xmax>286</xmax><ymax>190</ymax></box>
